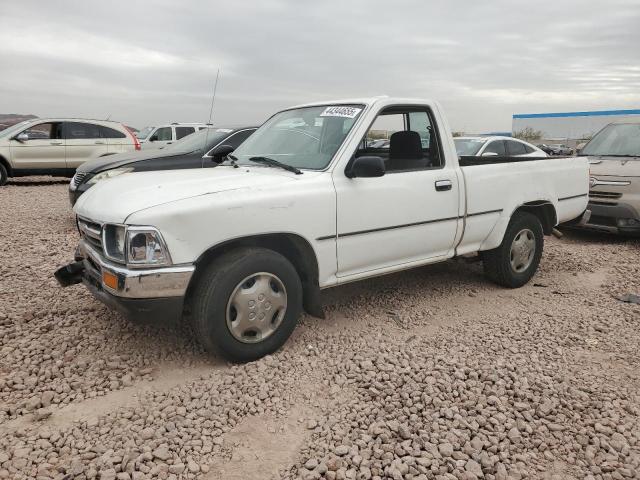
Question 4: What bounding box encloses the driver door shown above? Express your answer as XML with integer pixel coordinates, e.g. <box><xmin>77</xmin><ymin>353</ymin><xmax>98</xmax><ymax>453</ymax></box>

<box><xmin>333</xmin><ymin>107</ymin><xmax>460</xmax><ymax>279</ymax></box>
<box><xmin>9</xmin><ymin>122</ymin><xmax>65</xmax><ymax>170</ymax></box>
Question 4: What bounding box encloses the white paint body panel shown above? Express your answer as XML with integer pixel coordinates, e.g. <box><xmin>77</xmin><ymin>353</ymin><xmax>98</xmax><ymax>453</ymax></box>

<box><xmin>73</xmin><ymin>97</ymin><xmax>589</xmax><ymax>290</ymax></box>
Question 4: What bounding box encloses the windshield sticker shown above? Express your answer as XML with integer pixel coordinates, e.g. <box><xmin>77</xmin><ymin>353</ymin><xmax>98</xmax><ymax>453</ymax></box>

<box><xmin>216</xmin><ymin>128</ymin><xmax>233</xmax><ymax>133</ymax></box>
<box><xmin>320</xmin><ymin>106</ymin><xmax>362</xmax><ymax>118</ymax></box>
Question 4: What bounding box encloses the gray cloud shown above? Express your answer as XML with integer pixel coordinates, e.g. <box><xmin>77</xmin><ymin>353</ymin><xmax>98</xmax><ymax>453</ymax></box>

<box><xmin>1</xmin><ymin>0</ymin><xmax>638</xmax><ymax>132</ymax></box>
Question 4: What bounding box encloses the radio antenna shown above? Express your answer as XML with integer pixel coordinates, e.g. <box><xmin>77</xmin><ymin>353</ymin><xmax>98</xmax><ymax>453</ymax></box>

<box><xmin>202</xmin><ymin>68</ymin><xmax>221</xmax><ymax>164</ymax></box>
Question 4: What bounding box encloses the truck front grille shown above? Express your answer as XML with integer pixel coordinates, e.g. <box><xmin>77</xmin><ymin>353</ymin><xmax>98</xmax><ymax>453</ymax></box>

<box><xmin>73</xmin><ymin>172</ymin><xmax>87</xmax><ymax>187</ymax></box>
<box><xmin>590</xmin><ymin>191</ymin><xmax>623</xmax><ymax>200</ymax></box>
<box><xmin>78</xmin><ymin>217</ymin><xmax>103</xmax><ymax>252</ymax></box>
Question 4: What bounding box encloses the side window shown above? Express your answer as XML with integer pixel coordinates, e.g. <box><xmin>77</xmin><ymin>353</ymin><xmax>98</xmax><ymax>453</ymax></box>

<box><xmin>357</xmin><ymin>108</ymin><xmax>442</xmax><ymax>172</ymax></box>
<box><xmin>23</xmin><ymin>122</ymin><xmax>62</xmax><ymax>140</ymax></box>
<box><xmin>100</xmin><ymin>126</ymin><xmax>126</xmax><ymax>139</ymax></box>
<box><xmin>175</xmin><ymin>126</ymin><xmax>195</xmax><ymax>140</ymax></box>
<box><xmin>64</xmin><ymin>122</ymin><xmax>102</xmax><ymax>140</ymax></box>
<box><xmin>507</xmin><ymin>140</ymin><xmax>527</xmax><ymax>155</ymax></box>
<box><xmin>152</xmin><ymin>127</ymin><xmax>172</xmax><ymax>141</ymax></box>
<box><xmin>224</xmin><ymin>130</ymin><xmax>255</xmax><ymax>149</ymax></box>
<box><xmin>483</xmin><ymin>140</ymin><xmax>506</xmax><ymax>155</ymax></box>
<box><xmin>522</xmin><ymin>144</ymin><xmax>535</xmax><ymax>154</ymax></box>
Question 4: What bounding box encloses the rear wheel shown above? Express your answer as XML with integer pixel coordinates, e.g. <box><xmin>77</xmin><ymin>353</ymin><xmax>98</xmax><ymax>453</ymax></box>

<box><xmin>188</xmin><ymin>247</ymin><xmax>302</xmax><ymax>362</ymax></box>
<box><xmin>482</xmin><ymin>212</ymin><xmax>544</xmax><ymax>288</ymax></box>
<box><xmin>0</xmin><ymin>163</ymin><xmax>8</xmax><ymax>186</ymax></box>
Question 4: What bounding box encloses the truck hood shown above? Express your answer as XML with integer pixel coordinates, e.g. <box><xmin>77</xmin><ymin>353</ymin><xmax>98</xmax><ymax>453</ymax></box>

<box><xmin>77</xmin><ymin>148</ymin><xmax>194</xmax><ymax>174</ymax></box>
<box><xmin>73</xmin><ymin>166</ymin><xmax>308</xmax><ymax>224</ymax></box>
<box><xmin>588</xmin><ymin>156</ymin><xmax>640</xmax><ymax>178</ymax></box>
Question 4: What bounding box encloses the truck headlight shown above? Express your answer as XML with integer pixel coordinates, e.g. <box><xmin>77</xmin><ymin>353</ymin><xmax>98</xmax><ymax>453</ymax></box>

<box><xmin>126</xmin><ymin>227</ymin><xmax>172</xmax><ymax>266</ymax></box>
<box><xmin>103</xmin><ymin>224</ymin><xmax>126</xmax><ymax>262</ymax></box>
<box><xmin>87</xmin><ymin>167</ymin><xmax>133</xmax><ymax>185</ymax></box>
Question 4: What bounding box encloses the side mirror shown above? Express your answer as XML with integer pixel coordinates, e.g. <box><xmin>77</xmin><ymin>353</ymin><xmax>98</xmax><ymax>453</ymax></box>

<box><xmin>481</xmin><ymin>151</ymin><xmax>499</xmax><ymax>157</ymax></box>
<box><xmin>149</xmin><ymin>134</ymin><xmax>158</xmax><ymax>142</ymax></box>
<box><xmin>15</xmin><ymin>132</ymin><xmax>29</xmax><ymax>142</ymax></box>
<box><xmin>347</xmin><ymin>156</ymin><xmax>385</xmax><ymax>178</ymax></box>
<box><xmin>209</xmin><ymin>144</ymin><xmax>235</xmax><ymax>162</ymax></box>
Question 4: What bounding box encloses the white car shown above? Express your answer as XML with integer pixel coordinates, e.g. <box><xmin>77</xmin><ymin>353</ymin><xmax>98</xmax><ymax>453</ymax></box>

<box><xmin>57</xmin><ymin>97</ymin><xmax>589</xmax><ymax>362</ymax></box>
<box><xmin>454</xmin><ymin>136</ymin><xmax>547</xmax><ymax>158</ymax></box>
<box><xmin>136</xmin><ymin>123</ymin><xmax>210</xmax><ymax>149</ymax></box>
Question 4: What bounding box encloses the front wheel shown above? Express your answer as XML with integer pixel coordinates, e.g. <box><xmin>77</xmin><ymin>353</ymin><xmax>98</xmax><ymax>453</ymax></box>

<box><xmin>188</xmin><ymin>247</ymin><xmax>302</xmax><ymax>362</ymax></box>
<box><xmin>0</xmin><ymin>163</ymin><xmax>8</xmax><ymax>186</ymax></box>
<box><xmin>482</xmin><ymin>212</ymin><xmax>544</xmax><ymax>288</ymax></box>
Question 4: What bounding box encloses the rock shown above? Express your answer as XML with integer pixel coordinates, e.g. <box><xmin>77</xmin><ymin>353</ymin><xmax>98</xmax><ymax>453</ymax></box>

<box><xmin>465</xmin><ymin>459</ymin><xmax>483</xmax><ymax>477</ymax></box>
<box><xmin>152</xmin><ymin>446</ymin><xmax>171</xmax><ymax>461</ymax></box>
<box><xmin>438</xmin><ymin>443</ymin><xmax>454</xmax><ymax>457</ymax></box>
<box><xmin>98</xmin><ymin>469</ymin><xmax>117</xmax><ymax>480</ymax></box>
<box><xmin>335</xmin><ymin>445</ymin><xmax>350</xmax><ymax>456</ymax></box>
<box><xmin>305</xmin><ymin>458</ymin><xmax>319</xmax><ymax>470</ymax></box>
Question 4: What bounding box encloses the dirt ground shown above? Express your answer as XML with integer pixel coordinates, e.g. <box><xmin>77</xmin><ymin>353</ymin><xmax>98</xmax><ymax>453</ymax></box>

<box><xmin>0</xmin><ymin>178</ymin><xmax>639</xmax><ymax>480</ymax></box>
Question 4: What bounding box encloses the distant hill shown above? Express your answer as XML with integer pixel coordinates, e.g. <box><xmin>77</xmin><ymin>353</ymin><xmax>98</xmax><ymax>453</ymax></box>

<box><xmin>0</xmin><ymin>114</ymin><xmax>38</xmax><ymax>130</ymax></box>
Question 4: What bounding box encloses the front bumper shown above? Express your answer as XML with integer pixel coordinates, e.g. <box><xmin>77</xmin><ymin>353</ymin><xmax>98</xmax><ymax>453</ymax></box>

<box><xmin>55</xmin><ymin>241</ymin><xmax>195</xmax><ymax>322</ymax></box>
<box><xmin>579</xmin><ymin>201</ymin><xmax>640</xmax><ymax>234</ymax></box>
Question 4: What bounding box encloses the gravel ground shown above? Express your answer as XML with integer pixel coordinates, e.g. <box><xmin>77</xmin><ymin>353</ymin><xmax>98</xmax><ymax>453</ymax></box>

<box><xmin>0</xmin><ymin>178</ymin><xmax>639</xmax><ymax>480</ymax></box>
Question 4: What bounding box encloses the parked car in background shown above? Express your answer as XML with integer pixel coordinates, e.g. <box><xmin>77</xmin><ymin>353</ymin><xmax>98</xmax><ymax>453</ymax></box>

<box><xmin>575</xmin><ymin>123</ymin><xmax>640</xmax><ymax>235</ymax></box>
<box><xmin>548</xmin><ymin>144</ymin><xmax>573</xmax><ymax>155</ymax></box>
<box><xmin>0</xmin><ymin>118</ymin><xmax>138</xmax><ymax>186</ymax></box>
<box><xmin>56</xmin><ymin>97</ymin><xmax>588</xmax><ymax>361</ymax></box>
<box><xmin>69</xmin><ymin>126</ymin><xmax>256</xmax><ymax>205</ymax></box>
<box><xmin>537</xmin><ymin>144</ymin><xmax>555</xmax><ymax>155</ymax></box>
<box><xmin>136</xmin><ymin>123</ymin><xmax>209</xmax><ymax>149</ymax></box>
<box><xmin>454</xmin><ymin>136</ymin><xmax>547</xmax><ymax>158</ymax></box>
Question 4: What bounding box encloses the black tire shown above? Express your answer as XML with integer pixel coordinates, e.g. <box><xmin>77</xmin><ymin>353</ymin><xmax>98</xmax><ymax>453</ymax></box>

<box><xmin>188</xmin><ymin>247</ymin><xmax>302</xmax><ymax>362</ymax></box>
<box><xmin>0</xmin><ymin>163</ymin><xmax>8</xmax><ymax>186</ymax></box>
<box><xmin>482</xmin><ymin>212</ymin><xmax>544</xmax><ymax>288</ymax></box>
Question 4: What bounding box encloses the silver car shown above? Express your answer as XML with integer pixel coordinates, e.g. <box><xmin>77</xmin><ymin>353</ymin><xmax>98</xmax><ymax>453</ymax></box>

<box><xmin>0</xmin><ymin>118</ymin><xmax>139</xmax><ymax>186</ymax></box>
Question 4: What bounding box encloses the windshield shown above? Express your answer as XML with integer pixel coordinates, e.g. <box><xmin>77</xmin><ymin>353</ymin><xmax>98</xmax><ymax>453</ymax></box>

<box><xmin>231</xmin><ymin>104</ymin><xmax>364</xmax><ymax>170</ymax></box>
<box><xmin>164</xmin><ymin>127</ymin><xmax>230</xmax><ymax>153</ymax></box>
<box><xmin>582</xmin><ymin>124</ymin><xmax>640</xmax><ymax>157</ymax></box>
<box><xmin>136</xmin><ymin>126</ymin><xmax>154</xmax><ymax>140</ymax></box>
<box><xmin>0</xmin><ymin>120</ymin><xmax>32</xmax><ymax>138</ymax></box>
<box><xmin>454</xmin><ymin>138</ymin><xmax>486</xmax><ymax>156</ymax></box>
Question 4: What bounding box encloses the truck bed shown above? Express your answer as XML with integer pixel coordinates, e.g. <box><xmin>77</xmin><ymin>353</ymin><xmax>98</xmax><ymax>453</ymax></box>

<box><xmin>455</xmin><ymin>155</ymin><xmax>589</xmax><ymax>256</ymax></box>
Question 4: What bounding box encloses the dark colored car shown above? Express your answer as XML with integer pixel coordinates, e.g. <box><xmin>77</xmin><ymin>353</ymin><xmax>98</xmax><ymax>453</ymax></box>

<box><xmin>69</xmin><ymin>126</ymin><xmax>256</xmax><ymax>205</ymax></box>
<box><xmin>536</xmin><ymin>144</ymin><xmax>554</xmax><ymax>155</ymax></box>
<box><xmin>548</xmin><ymin>143</ymin><xmax>573</xmax><ymax>155</ymax></box>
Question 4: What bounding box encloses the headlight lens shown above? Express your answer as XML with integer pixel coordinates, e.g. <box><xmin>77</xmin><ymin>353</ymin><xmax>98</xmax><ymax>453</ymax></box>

<box><xmin>126</xmin><ymin>228</ymin><xmax>171</xmax><ymax>266</ymax></box>
<box><xmin>103</xmin><ymin>224</ymin><xmax>126</xmax><ymax>262</ymax></box>
<box><xmin>100</xmin><ymin>224</ymin><xmax>171</xmax><ymax>267</ymax></box>
<box><xmin>87</xmin><ymin>167</ymin><xmax>133</xmax><ymax>185</ymax></box>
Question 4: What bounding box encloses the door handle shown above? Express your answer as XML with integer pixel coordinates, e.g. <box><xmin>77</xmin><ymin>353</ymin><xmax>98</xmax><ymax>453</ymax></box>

<box><xmin>435</xmin><ymin>180</ymin><xmax>453</xmax><ymax>191</ymax></box>
<box><xmin>50</xmin><ymin>141</ymin><xmax>63</xmax><ymax>145</ymax></box>
<box><xmin>95</xmin><ymin>141</ymin><xmax>105</xmax><ymax>145</ymax></box>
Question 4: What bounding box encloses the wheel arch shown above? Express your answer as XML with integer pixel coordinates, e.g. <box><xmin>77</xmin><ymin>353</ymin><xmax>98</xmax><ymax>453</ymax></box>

<box><xmin>479</xmin><ymin>200</ymin><xmax>557</xmax><ymax>251</ymax></box>
<box><xmin>0</xmin><ymin>154</ymin><xmax>12</xmax><ymax>177</ymax></box>
<box><xmin>185</xmin><ymin>233</ymin><xmax>324</xmax><ymax>319</ymax></box>
<box><xmin>514</xmin><ymin>201</ymin><xmax>557</xmax><ymax>235</ymax></box>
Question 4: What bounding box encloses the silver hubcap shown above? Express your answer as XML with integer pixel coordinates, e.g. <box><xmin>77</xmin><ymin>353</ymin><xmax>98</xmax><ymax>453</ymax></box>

<box><xmin>510</xmin><ymin>228</ymin><xmax>536</xmax><ymax>273</ymax></box>
<box><xmin>226</xmin><ymin>272</ymin><xmax>287</xmax><ymax>344</ymax></box>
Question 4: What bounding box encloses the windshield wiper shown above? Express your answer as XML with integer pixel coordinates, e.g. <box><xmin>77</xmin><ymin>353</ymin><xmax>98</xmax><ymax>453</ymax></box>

<box><xmin>248</xmin><ymin>156</ymin><xmax>302</xmax><ymax>175</ymax></box>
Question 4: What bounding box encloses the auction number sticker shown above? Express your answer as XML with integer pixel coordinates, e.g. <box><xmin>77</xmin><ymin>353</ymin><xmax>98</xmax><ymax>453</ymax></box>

<box><xmin>320</xmin><ymin>106</ymin><xmax>362</xmax><ymax>118</ymax></box>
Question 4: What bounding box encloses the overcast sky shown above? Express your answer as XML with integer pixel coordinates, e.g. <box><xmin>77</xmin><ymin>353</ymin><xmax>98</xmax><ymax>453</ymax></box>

<box><xmin>1</xmin><ymin>0</ymin><xmax>639</xmax><ymax>132</ymax></box>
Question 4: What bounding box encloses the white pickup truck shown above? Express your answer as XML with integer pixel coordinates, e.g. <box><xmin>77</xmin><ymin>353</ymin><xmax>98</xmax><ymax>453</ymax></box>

<box><xmin>56</xmin><ymin>97</ymin><xmax>590</xmax><ymax>361</ymax></box>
